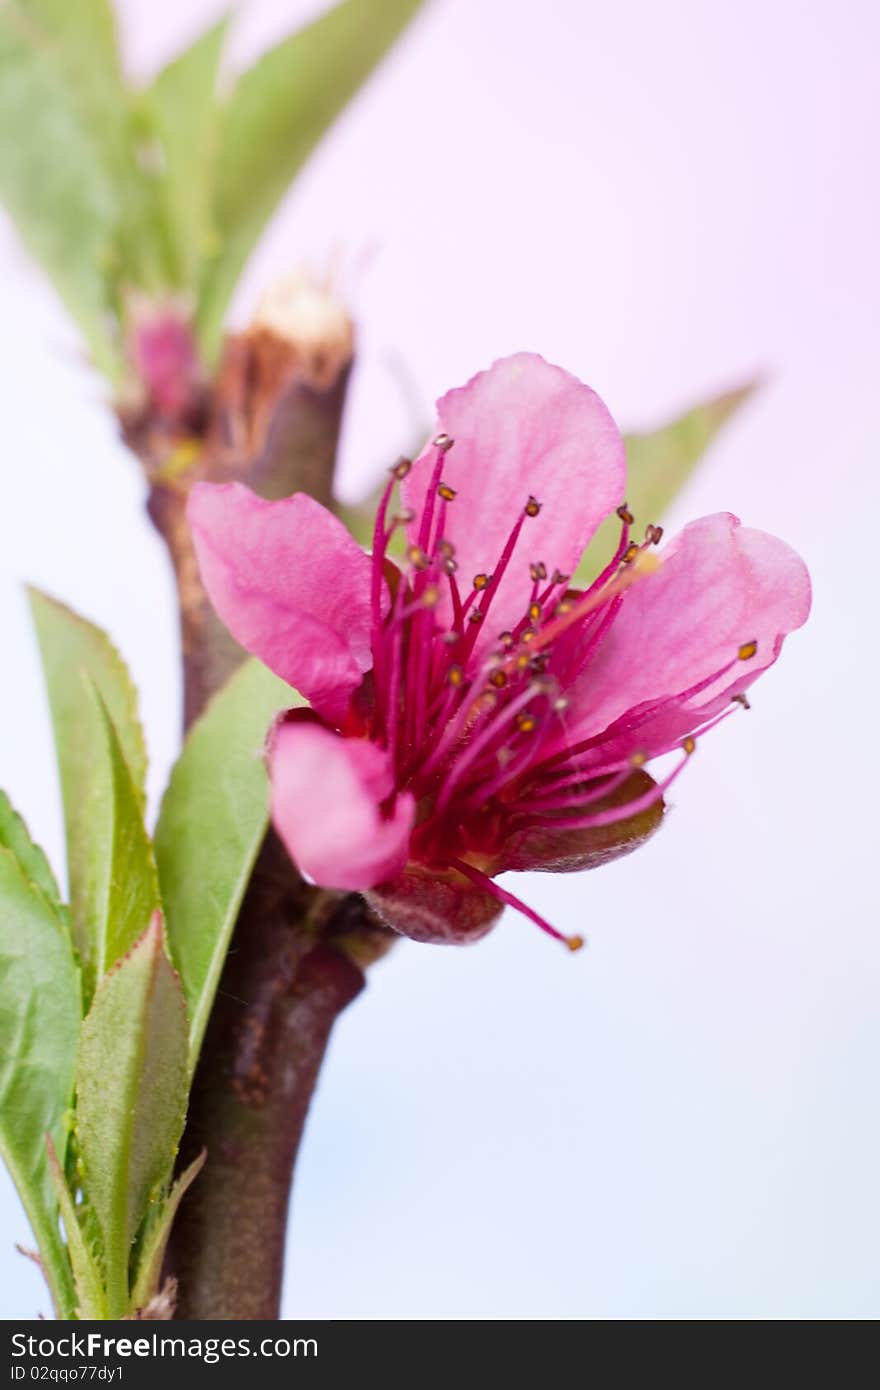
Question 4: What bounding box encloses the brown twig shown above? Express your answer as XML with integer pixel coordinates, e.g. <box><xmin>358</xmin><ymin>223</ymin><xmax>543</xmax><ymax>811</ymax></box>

<box><xmin>137</xmin><ymin>308</ymin><xmax>390</xmax><ymax>1317</ymax></box>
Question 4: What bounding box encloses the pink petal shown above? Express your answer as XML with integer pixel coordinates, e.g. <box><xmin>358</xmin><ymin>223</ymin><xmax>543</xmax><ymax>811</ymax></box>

<box><xmin>561</xmin><ymin>512</ymin><xmax>811</xmax><ymax>758</ymax></box>
<box><xmin>402</xmin><ymin>353</ymin><xmax>625</xmax><ymax>646</ymax></box>
<box><xmin>269</xmin><ymin>722</ymin><xmax>415</xmax><ymax>891</ymax></box>
<box><xmin>188</xmin><ymin>482</ymin><xmax>375</xmax><ymax>722</ymax></box>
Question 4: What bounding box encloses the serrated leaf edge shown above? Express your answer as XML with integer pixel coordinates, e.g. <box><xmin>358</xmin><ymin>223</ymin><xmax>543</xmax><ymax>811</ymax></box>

<box><xmin>27</xmin><ymin>586</ymin><xmax>149</xmax><ymax>804</ymax></box>
<box><xmin>46</xmin><ymin>1135</ymin><xmax>107</xmax><ymax>1320</ymax></box>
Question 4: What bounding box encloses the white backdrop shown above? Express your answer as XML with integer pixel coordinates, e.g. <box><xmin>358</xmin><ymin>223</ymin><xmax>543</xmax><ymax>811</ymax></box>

<box><xmin>1</xmin><ymin>0</ymin><xmax>878</xmax><ymax>1318</ymax></box>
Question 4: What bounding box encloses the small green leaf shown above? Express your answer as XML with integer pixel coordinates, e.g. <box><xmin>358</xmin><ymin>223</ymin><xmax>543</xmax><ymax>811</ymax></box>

<box><xmin>574</xmin><ymin>382</ymin><xmax>759</xmax><ymax>586</ymax></box>
<box><xmin>11</xmin><ymin>1</ymin><xmax>130</xmax><ymax>177</ymax></box>
<box><xmin>145</xmin><ymin>16</ymin><xmax>229</xmax><ymax>292</ymax></box>
<box><xmin>83</xmin><ymin>681</ymin><xmax>160</xmax><ymax>985</ymax></box>
<box><xmin>28</xmin><ymin>589</ymin><xmax>147</xmax><ymax>802</ymax></box>
<box><xmin>46</xmin><ymin>1136</ymin><xmax>106</xmax><ymax>1320</ymax></box>
<box><xmin>197</xmin><ymin>0</ymin><xmax>425</xmax><ymax>359</ymax></box>
<box><xmin>0</xmin><ymin>788</ymin><xmax>66</xmax><ymax>920</ymax></box>
<box><xmin>10</xmin><ymin>1</ymin><xmax>176</xmax><ymax>296</ymax></box>
<box><xmin>75</xmin><ymin>914</ymin><xmax>188</xmax><ymax>1320</ymax></box>
<box><xmin>130</xmin><ymin>1149</ymin><xmax>205</xmax><ymax>1315</ymax></box>
<box><xmin>28</xmin><ymin>590</ymin><xmax>153</xmax><ymax>994</ymax></box>
<box><xmin>155</xmin><ymin>658</ymin><xmax>300</xmax><ymax>1067</ymax></box>
<box><xmin>0</xmin><ymin>5</ymin><xmax>121</xmax><ymax>379</ymax></box>
<box><xmin>0</xmin><ymin>843</ymin><xmax>80</xmax><ymax>1319</ymax></box>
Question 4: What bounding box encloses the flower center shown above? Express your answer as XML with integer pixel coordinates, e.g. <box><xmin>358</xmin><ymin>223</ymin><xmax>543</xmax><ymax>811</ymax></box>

<box><xmin>368</xmin><ymin>442</ymin><xmax>660</xmax><ymax>826</ymax></box>
<box><xmin>365</xmin><ymin>437</ymin><xmax>759</xmax><ymax>948</ymax></box>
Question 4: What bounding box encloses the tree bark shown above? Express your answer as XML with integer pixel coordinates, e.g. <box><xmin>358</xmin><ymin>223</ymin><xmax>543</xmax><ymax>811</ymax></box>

<box><xmin>169</xmin><ymin>843</ymin><xmax>367</xmax><ymax>1319</ymax></box>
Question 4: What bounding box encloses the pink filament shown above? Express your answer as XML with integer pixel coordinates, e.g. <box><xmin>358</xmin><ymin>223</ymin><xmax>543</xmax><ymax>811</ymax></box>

<box><xmin>450</xmin><ymin>858</ymin><xmax>582</xmax><ymax>949</ymax></box>
<box><xmin>523</xmin><ymin>747</ymin><xmax>691</xmax><ymax>831</ymax></box>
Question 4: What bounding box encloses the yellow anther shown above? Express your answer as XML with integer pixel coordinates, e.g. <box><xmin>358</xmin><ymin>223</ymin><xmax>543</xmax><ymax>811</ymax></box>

<box><xmin>566</xmin><ymin>934</ymin><xmax>585</xmax><ymax>953</ymax></box>
<box><xmin>525</xmin><ymin>496</ymin><xmax>542</xmax><ymax>517</ymax></box>
<box><xmin>407</xmin><ymin>545</ymin><xmax>429</xmax><ymax>571</ymax></box>
<box><xmin>438</xmin><ymin>483</ymin><xmax>457</xmax><ymax>501</ymax></box>
<box><xmin>683</xmin><ymin>736</ymin><xmax>696</xmax><ymax>755</ymax></box>
<box><xmin>630</xmin><ymin>751</ymin><xmax>647</xmax><ymax>767</ymax></box>
<box><xmin>623</xmin><ymin>542</ymin><xmax>640</xmax><ymax>564</ymax></box>
<box><xmin>447</xmin><ymin>664</ymin><xmax>464</xmax><ymax>686</ymax></box>
<box><xmin>520</xmin><ymin>626</ymin><xmax>536</xmax><ymax>643</ymax></box>
<box><xmin>158</xmin><ymin>438</ymin><xmax>201</xmax><ymax>481</ymax></box>
<box><xmin>473</xmin><ymin>572</ymin><xmax>491</xmax><ymax>590</ymax></box>
<box><xmin>616</xmin><ymin>504</ymin><xmax>634</xmax><ymax>525</ymax></box>
<box><xmin>438</xmin><ymin>538</ymin><xmax>456</xmax><ymax>558</ymax></box>
<box><xmin>515</xmin><ymin>653</ymin><xmax>531</xmax><ymax>671</ymax></box>
<box><xmin>392</xmin><ymin>458</ymin><xmax>412</xmax><ymax>480</ymax></box>
<box><xmin>498</xmin><ymin>630</ymin><xmax>515</xmax><ymax>648</ymax></box>
<box><xmin>489</xmin><ymin>669</ymin><xmax>508</xmax><ymax>689</ymax></box>
<box><xmin>433</xmin><ymin>433</ymin><xmax>455</xmax><ymax>452</ymax></box>
<box><xmin>421</xmin><ymin>584</ymin><xmax>440</xmax><ymax>608</ymax></box>
<box><xmin>528</xmin><ymin>602</ymin><xmax>542</xmax><ymax>623</ymax></box>
<box><xmin>555</xmin><ymin>600</ymin><xmax>573</xmax><ymax>616</ymax></box>
<box><xmin>516</xmin><ymin>712</ymin><xmax>537</xmax><ymax>733</ymax></box>
<box><xmin>738</xmin><ymin>640</ymin><xmax>758</xmax><ymax>661</ymax></box>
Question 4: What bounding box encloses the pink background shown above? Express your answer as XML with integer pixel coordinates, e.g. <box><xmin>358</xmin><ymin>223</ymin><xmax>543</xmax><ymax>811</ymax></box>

<box><xmin>1</xmin><ymin>0</ymin><xmax>877</xmax><ymax>1316</ymax></box>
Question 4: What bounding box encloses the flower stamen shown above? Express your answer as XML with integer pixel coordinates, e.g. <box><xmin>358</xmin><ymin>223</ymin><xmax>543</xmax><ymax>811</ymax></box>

<box><xmin>450</xmin><ymin>858</ymin><xmax>585</xmax><ymax>951</ymax></box>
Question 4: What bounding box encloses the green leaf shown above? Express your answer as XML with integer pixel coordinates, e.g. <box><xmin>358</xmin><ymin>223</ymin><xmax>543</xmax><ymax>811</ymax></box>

<box><xmin>573</xmin><ymin>381</ymin><xmax>759</xmax><ymax>587</ymax></box>
<box><xmin>10</xmin><ymin>1</ymin><xmax>129</xmax><ymax>170</ymax></box>
<box><xmin>75</xmin><ymin>914</ymin><xmax>188</xmax><ymax>1320</ymax></box>
<box><xmin>0</xmin><ymin>843</ymin><xmax>80</xmax><ymax>1318</ymax></box>
<box><xmin>28</xmin><ymin>590</ymin><xmax>153</xmax><ymax>994</ymax></box>
<box><xmin>28</xmin><ymin>589</ymin><xmax>147</xmax><ymax>803</ymax></box>
<box><xmin>13</xmin><ymin>1</ymin><xmax>176</xmax><ymax>294</ymax></box>
<box><xmin>0</xmin><ymin>788</ymin><xmax>66</xmax><ymax>921</ymax></box>
<box><xmin>46</xmin><ymin>1136</ymin><xmax>106</xmax><ymax>1320</ymax></box>
<box><xmin>145</xmin><ymin>16</ymin><xmax>229</xmax><ymax>292</ymax></box>
<box><xmin>83</xmin><ymin>681</ymin><xmax>161</xmax><ymax>985</ymax></box>
<box><xmin>130</xmin><ymin>1149</ymin><xmax>205</xmax><ymax>1314</ymax></box>
<box><xmin>155</xmin><ymin>658</ymin><xmax>299</xmax><ymax>1067</ymax></box>
<box><xmin>197</xmin><ymin>0</ymin><xmax>425</xmax><ymax>359</ymax></box>
<box><xmin>0</xmin><ymin>2</ymin><xmax>192</xmax><ymax>374</ymax></box>
<box><xmin>0</xmin><ymin>4</ymin><xmax>122</xmax><ymax>379</ymax></box>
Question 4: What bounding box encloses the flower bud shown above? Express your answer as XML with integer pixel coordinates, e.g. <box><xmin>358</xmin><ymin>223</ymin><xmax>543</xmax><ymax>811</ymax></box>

<box><xmin>126</xmin><ymin>294</ymin><xmax>202</xmax><ymax>428</ymax></box>
<box><xmin>209</xmin><ymin>269</ymin><xmax>355</xmax><ymax>491</ymax></box>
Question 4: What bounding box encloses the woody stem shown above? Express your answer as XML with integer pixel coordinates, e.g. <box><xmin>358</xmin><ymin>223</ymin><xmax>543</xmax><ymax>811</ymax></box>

<box><xmin>142</xmin><ymin>348</ymin><xmax>381</xmax><ymax>1319</ymax></box>
<box><xmin>167</xmin><ymin>847</ymin><xmax>367</xmax><ymax>1319</ymax></box>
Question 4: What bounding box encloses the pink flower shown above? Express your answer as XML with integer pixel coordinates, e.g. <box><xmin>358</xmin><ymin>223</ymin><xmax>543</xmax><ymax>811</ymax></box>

<box><xmin>189</xmin><ymin>354</ymin><xmax>810</xmax><ymax>949</ymax></box>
